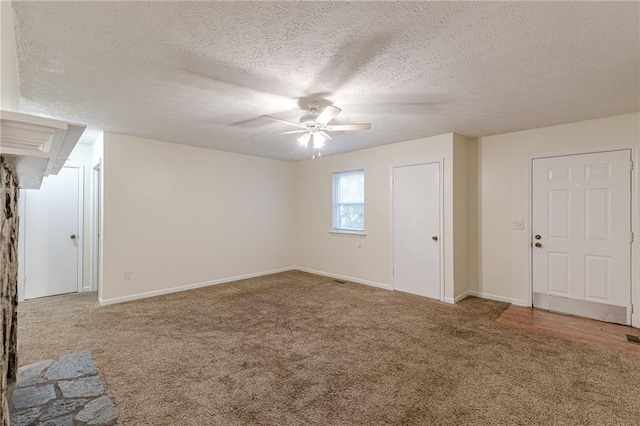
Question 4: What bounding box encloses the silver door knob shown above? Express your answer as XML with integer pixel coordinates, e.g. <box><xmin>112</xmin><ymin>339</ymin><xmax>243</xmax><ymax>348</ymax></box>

<box><xmin>70</xmin><ymin>234</ymin><xmax>77</xmax><ymax>240</ymax></box>
<box><xmin>432</xmin><ymin>236</ymin><xmax>438</xmax><ymax>241</ymax></box>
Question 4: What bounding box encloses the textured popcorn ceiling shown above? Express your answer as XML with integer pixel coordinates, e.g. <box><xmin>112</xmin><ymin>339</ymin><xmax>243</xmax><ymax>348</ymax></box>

<box><xmin>12</xmin><ymin>1</ymin><xmax>640</xmax><ymax>160</ymax></box>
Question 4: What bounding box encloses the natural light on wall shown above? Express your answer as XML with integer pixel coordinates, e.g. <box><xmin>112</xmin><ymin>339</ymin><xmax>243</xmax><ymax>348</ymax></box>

<box><xmin>332</xmin><ymin>170</ymin><xmax>365</xmax><ymax>232</ymax></box>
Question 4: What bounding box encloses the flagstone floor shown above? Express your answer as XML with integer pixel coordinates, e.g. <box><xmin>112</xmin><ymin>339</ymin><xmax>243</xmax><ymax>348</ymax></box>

<box><xmin>10</xmin><ymin>351</ymin><xmax>118</xmax><ymax>426</ymax></box>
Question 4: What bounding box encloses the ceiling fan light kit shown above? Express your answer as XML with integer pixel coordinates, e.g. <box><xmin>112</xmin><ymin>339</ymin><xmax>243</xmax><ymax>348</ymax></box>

<box><xmin>313</xmin><ymin>132</ymin><xmax>325</xmax><ymax>149</ymax></box>
<box><xmin>297</xmin><ymin>132</ymin><xmax>311</xmax><ymax>146</ymax></box>
<box><xmin>265</xmin><ymin>100</ymin><xmax>371</xmax><ymax>157</ymax></box>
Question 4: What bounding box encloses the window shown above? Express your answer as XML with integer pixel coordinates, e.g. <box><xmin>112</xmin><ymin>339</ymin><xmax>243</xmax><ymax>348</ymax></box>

<box><xmin>333</xmin><ymin>170</ymin><xmax>364</xmax><ymax>232</ymax></box>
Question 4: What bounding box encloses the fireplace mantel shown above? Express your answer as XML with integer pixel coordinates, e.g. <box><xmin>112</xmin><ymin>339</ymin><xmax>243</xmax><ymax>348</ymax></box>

<box><xmin>0</xmin><ymin>110</ymin><xmax>86</xmax><ymax>189</ymax></box>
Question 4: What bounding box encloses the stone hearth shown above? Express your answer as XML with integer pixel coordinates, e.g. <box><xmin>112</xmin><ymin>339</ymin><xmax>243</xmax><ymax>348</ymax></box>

<box><xmin>10</xmin><ymin>351</ymin><xmax>118</xmax><ymax>426</ymax></box>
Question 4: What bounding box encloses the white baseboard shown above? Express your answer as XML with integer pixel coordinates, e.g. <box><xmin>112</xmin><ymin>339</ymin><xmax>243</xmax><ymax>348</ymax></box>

<box><xmin>97</xmin><ymin>266</ymin><xmax>528</xmax><ymax>309</ymax></box>
<box><xmin>294</xmin><ymin>266</ymin><xmax>392</xmax><ymax>291</ymax></box>
<box><xmin>443</xmin><ymin>291</ymin><xmax>471</xmax><ymax>304</ymax></box>
<box><xmin>98</xmin><ymin>266</ymin><xmax>296</xmax><ymax>305</ymax></box>
<box><xmin>465</xmin><ymin>291</ymin><xmax>529</xmax><ymax>307</ymax></box>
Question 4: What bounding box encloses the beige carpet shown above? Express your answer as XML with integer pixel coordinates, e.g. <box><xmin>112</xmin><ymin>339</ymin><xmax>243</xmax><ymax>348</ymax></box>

<box><xmin>18</xmin><ymin>271</ymin><xmax>640</xmax><ymax>425</ymax></box>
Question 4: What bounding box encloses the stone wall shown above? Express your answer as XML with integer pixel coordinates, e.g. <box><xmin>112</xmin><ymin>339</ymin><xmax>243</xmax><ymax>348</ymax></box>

<box><xmin>1</xmin><ymin>155</ymin><xmax>18</xmax><ymax>426</ymax></box>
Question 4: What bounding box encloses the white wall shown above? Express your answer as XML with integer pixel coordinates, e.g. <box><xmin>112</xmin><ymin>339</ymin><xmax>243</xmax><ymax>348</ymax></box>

<box><xmin>0</xmin><ymin>1</ymin><xmax>19</xmax><ymax>111</ymax></box>
<box><xmin>477</xmin><ymin>112</ymin><xmax>640</xmax><ymax>308</ymax></box>
<box><xmin>100</xmin><ymin>133</ymin><xmax>295</xmax><ymax>302</ymax></box>
<box><xmin>294</xmin><ymin>133</ymin><xmax>467</xmax><ymax>300</ymax></box>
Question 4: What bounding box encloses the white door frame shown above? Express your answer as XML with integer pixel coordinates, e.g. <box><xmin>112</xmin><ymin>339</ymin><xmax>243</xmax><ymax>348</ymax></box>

<box><xmin>526</xmin><ymin>144</ymin><xmax>638</xmax><ymax>326</ymax></box>
<box><xmin>390</xmin><ymin>159</ymin><xmax>445</xmax><ymax>301</ymax></box>
<box><xmin>90</xmin><ymin>161</ymin><xmax>102</xmax><ymax>292</ymax></box>
<box><xmin>18</xmin><ymin>163</ymin><xmax>84</xmax><ymax>300</ymax></box>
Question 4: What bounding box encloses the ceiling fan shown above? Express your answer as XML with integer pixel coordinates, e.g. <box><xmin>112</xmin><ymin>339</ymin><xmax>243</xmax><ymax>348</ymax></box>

<box><xmin>264</xmin><ymin>100</ymin><xmax>371</xmax><ymax>150</ymax></box>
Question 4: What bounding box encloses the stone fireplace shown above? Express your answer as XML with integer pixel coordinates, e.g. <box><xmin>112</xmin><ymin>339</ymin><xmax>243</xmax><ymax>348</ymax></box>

<box><xmin>1</xmin><ymin>156</ymin><xmax>18</xmax><ymax>426</ymax></box>
<box><xmin>0</xmin><ymin>111</ymin><xmax>86</xmax><ymax>424</ymax></box>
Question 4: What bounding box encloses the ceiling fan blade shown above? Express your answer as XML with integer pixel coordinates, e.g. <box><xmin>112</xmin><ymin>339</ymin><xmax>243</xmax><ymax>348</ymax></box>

<box><xmin>318</xmin><ymin>131</ymin><xmax>332</xmax><ymax>140</ymax></box>
<box><xmin>326</xmin><ymin>123</ymin><xmax>371</xmax><ymax>131</ymax></box>
<box><xmin>315</xmin><ymin>105</ymin><xmax>342</xmax><ymax>125</ymax></box>
<box><xmin>279</xmin><ymin>130</ymin><xmax>307</xmax><ymax>135</ymax></box>
<box><xmin>263</xmin><ymin>115</ymin><xmax>306</xmax><ymax>129</ymax></box>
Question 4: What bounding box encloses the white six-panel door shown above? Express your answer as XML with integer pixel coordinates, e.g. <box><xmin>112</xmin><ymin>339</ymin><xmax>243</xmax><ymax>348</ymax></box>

<box><xmin>393</xmin><ymin>163</ymin><xmax>441</xmax><ymax>299</ymax></box>
<box><xmin>23</xmin><ymin>166</ymin><xmax>81</xmax><ymax>299</ymax></box>
<box><xmin>532</xmin><ymin>150</ymin><xmax>632</xmax><ymax>324</ymax></box>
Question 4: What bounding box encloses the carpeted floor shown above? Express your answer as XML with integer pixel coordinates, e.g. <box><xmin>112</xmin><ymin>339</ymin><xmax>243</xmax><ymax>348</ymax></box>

<box><xmin>17</xmin><ymin>271</ymin><xmax>640</xmax><ymax>425</ymax></box>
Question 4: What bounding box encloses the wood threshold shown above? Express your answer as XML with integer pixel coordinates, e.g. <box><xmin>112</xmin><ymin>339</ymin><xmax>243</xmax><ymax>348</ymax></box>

<box><xmin>496</xmin><ymin>305</ymin><xmax>640</xmax><ymax>355</ymax></box>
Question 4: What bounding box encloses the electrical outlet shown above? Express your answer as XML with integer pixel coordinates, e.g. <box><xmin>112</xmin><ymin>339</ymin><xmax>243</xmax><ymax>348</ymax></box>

<box><xmin>280</xmin><ymin>252</ymin><xmax>284</xmax><ymax>259</ymax></box>
<box><xmin>513</xmin><ymin>221</ymin><xmax>525</xmax><ymax>231</ymax></box>
<box><xmin>124</xmin><ymin>272</ymin><xmax>133</xmax><ymax>281</ymax></box>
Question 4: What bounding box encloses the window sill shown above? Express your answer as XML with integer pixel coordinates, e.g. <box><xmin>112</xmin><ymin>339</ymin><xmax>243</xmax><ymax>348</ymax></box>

<box><xmin>329</xmin><ymin>230</ymin><xmax>367</xmax><ymax>237</ymax></box>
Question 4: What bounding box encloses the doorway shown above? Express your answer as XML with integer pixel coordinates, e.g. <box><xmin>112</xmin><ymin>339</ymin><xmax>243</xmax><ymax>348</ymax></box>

<box><xmin>531</xmin><ymin>150</ymin><xmax>632</xmax><ymax>324</ymax></box>
<box><xmin>392</xmin><ymin>162</ymin><xmax>442</xmax><ymax>300</ymax></box>
<box><xmin>21</xmin><ymin>165</ymin><xmax>83</xmax><ymax>299</ymax></box>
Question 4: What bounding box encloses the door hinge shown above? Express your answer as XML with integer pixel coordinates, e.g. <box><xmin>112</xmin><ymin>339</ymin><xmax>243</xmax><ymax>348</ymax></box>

<box><xmin>393</xmin><ymin>267</ymin><xmax>395</xmax><ymax>276</ymax></box>
<box><xmin>632</xmin><ymin>232</ymin><xmax>635</xmax><ymax>243</ymax></box>
<box><xmin>631</xmin><ymin>304</ymin><xmax>634</xmax><ymax>314</ymax></box>
<box><xmin>631</xmin><ymin>160</ymin><xmax>634</xmax><ymax>172</ymax></box>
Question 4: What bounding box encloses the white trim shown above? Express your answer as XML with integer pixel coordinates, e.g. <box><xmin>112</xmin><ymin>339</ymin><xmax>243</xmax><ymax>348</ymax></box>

<box><xmin>390</xmin><ymin>159</ymin><xmax>445</xmax><ymax>301</ymax></box>
<box><xmin>71</xmin><ymin>163</ymin><xmax>85</xmax><ymax>294</ymax></box>
<box><xmin>526</xmin><ymin>144</ymin><xmax>639</xmax><ymax>325</ymax></box>
<box><xmin>466</xmin><ymin>291</ymin><xmax>529</xmax><ymax>307</ymax></box>
<box><xmin>18</xmin><ymin>164</ymin><xmax>84</xmax><ymax>299</ymax></box>
<box><xmin>96</xmin><ymin>267</ymin><xmax>536</xmax><ymax>307</ymax></box>
<box><xmin>332</xmin><ymin>169</ymin><xmax>365</xmax><ymax>233</ymax></box>
<box><xmin>90</xmin><ymin>161</ymin><xmax>102</xmax><ymax>292</ymax></box>
<box><xmin>444</xmin><ymin>291</ymin><xmax>471</xmax><ymax>304</ymax></box>
<box><xmin>98</xmin><ymin>266</ymin><xmax>297</xmax><ymax>305</ymax></box>
<box><xmin>294</xmin><ymin>266</ymin><xmax>392</xmax><ymax>290</ymax></box>
<box><xmin>328</xmin><ymin>230</ymin><xmax>367</xmax><ymax>237</ymax></box>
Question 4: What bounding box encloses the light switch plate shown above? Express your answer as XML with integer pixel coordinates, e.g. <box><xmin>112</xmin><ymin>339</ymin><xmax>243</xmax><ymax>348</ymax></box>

<box><xmin>513</xmin><ymin>221</ymin><xmax>525</xmax><ymax>230</ymax></box>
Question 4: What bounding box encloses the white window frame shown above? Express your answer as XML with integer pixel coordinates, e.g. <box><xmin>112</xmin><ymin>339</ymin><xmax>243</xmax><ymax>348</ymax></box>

<box><xmin>332</xmin><ymin>169</ymin><xmax>365</xmax><ymax>235</ymax></box>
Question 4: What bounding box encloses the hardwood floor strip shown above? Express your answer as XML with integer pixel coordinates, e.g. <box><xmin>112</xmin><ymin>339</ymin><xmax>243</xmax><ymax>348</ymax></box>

<box><xmin>496</xmin><ymin>305</ymin><xmax>640</xmax><ymax>355</ymax></box>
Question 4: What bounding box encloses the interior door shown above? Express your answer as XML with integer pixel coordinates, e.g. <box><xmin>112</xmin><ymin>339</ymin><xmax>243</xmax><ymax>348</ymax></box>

<box><xmin>532</xmin><ymin>150</ymin><xmax>632</xmax><ymax>324</ymax></box>
<box><xmin>23</xmin><ymin>166</ymin><xmax>81</xmax><ymax>299</ymax></box>
<box><xmin>393</xmin><ymin>163</ymin><xmax>441</xmax><ymax>299</ymax></box>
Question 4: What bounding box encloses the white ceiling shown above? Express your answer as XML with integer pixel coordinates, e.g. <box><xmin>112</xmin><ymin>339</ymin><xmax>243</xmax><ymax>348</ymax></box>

<box><xmin>12</xmin><ymin>1</ymin><xmax>640</xmax><ymax>160</ymax></box>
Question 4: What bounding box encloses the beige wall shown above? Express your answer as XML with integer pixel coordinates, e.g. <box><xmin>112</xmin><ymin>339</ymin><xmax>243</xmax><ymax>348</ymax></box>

<box><xmin>96</xmin><ymin>112</ymin><xmax>639</xmax><ymax>309</ymax></box>
<box><xmin>1</xmin><ymin>1</ymin><xmax>19</xmax><ymax>111</ymax></box>
<box><xmin>100</xmin><ymin>133</ymin><xmax>295</xmax><ymax>302</ymax></box>
<box><xmin>477</xmin><ymin>112</ymin><xmax>640</xmax><ymax>307</ymax></box>
<box><xmin>294</xmin><ymin>133</ymin><xmax>465</xmax><ymax>301</ymax></box>
<box><xmin>466</xmin><ymin>137</ymin><xmax>480</xmax><ymax>296</ymax></box>
<box><xmin>452</xmin><ymin>133</ymin><xmax>470</xmax><ymax>299</ymax></box>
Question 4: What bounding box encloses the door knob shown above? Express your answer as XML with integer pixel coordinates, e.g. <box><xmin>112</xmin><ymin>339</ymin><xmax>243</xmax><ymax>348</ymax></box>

<box><xmin>535</xmin><ymin>242</ymin><xmax>542</xmax><ymax>248</ymax></box>
<box><xmin>534</xmin><ymin>234</ymin><xmax>541</xmax><ymax>240</ymax></box>
<box><xmin>432</xmin><ymin>236</ymin><xmax>438</xmax><ymax>241</ymax></box>
<box><xmin>70</xmin><ymin>234</ymin><xmax>77</xmax><ymax>240</ymax></box>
